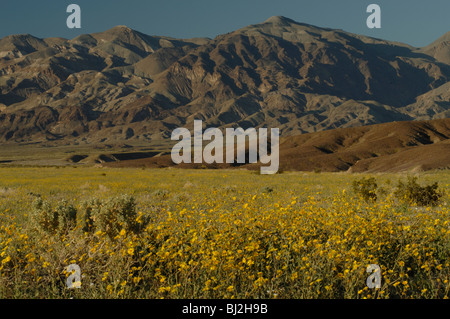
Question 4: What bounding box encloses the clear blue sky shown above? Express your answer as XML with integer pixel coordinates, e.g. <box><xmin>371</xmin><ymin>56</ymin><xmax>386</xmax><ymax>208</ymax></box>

<box><xmin>0</xmin><ymin>0</ymin><xmax>449</xmax><ymax>47</ymax></box>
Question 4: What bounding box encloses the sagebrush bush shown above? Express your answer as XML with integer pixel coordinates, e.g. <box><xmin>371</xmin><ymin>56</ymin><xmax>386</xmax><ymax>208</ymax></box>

<box><xmin>31</xmin><ymin>195</ymin><xmax>146</xmax><ymax>238</ymax></box>
<box><xmin>31</xmin><ymin>198</ymin><xmax>77</xmax><ymax>235</ymax></box>
<box><xmin>31</xmin><ymin>198</ymin><xmax>58</xmax><ymax>234</ymax></box>
<box><xmin>79</xmin><ymin>198</ymin><xmax>100</xmax><ymax>233</ymax></box>
<box><xmin>153</xmin><ymin>189</ymin><xmax>169</xmax><ymax>199</ymax></box>
<box><xmin>394</xmin><ymin>176</ymin><xmax>443</xmax><ymax>206</ymax></box>
<box><xmin>56</xmin><ymin>201</ymin><xmax>77</xmax><ymax>233</ymax></box>
<box><xmin>261</xmin><ymin>186</ymin><xmax>274</xmax><ymax>193</ymax></box>
<box><xmin>352</xmin><ymin>177</ymin><xmax>378</xmax><ymax>202</ymax></box>
<box><xmin>82</xmin><ymin>195</ymin><xmax>142</xmax><ymax>239</ymax></box>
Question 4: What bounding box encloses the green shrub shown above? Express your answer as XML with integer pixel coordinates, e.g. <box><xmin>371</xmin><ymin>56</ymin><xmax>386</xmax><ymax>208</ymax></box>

<box><xmin>79</xmin><ymin>199</ymin><xmax>100</xmax><ymax>233</ymax></box>
<box><xmin>394</xmin><ymin>176</ymin><xmax>443</xmax><ymax>206</ymax></box>
<box><xmin>85</xmin><ymin>195</ymin><xmax>142</xmax><ymax>239</ymax></box>
<box><xmin>56</xmin><ymin>201</ymin><xmax>77</xmax><ymax>233</ymax></box>
<box><xmin>31</xmin><ymin>198</ymin><xmax>77</xmax><ymax>235</ymax></box>
<box><xmin>153</xmin><ymin>189</ymin><xmax>169</xmax><ymax>199</ymax></box>
<box><xmin>261</xmin><ymin>186</ymin><xmax>274</xmax><ymax>193</ymax></box>
<box><xmin>352</xmin><ymin>177</ymin><xmax>378</xmax><ymax>202</ymax></box>
<box><xmin>30</xmin><ymin>196</ymin><xmax>147</xmax><ymax>238</ymax></box>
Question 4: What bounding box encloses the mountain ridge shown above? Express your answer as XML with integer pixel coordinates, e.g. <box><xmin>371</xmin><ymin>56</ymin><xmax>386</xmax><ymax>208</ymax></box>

<box><xmin>0</xmin><ymin>16</ymin><xmax>449</xmax><ymax>146</ymax></box>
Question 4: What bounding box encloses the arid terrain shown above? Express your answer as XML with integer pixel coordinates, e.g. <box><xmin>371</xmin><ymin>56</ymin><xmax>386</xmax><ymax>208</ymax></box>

<box><xmin>0</xmin><ymin>16</ymin><xmax>449</xmax><ymax>171</ymax></box>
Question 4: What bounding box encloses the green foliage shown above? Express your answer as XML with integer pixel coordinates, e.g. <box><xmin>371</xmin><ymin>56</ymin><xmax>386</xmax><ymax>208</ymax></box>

<box><xmin>261</xmin><ymin>186</ymin><xmax>274</xmax><ymax>193</ymax></box>
<box><xmin>31</xmin><ymin>198</ymin><xmax>77</xmax><ymax>235</ymax></box>
<box><xmin>31</xmin><ymin>195</ymin><xmax>146</xmax><ymax>238</ymax></box>
<box><xmin>394</xmin><ymin>176</ymin><xmax>443</xmax><ymax>206</ymax></box>
<box><xmin>352</xmin><ymin>176</ymin><xmax>378</xmax><ymax>202</ymax></box>
<box><xmin>79</xmin><ymin>198</ymin><xmax>100</xmax><ymax>233</ymax></box>
<box><xmin>83</xmin><ymin>195</ymin><xmax>143</xmax><ymax>239</ymax></box>
<box><xmin>56</xmin><ymin>201</ymin><xmax>77</xmax><ymax>233</ymax></box>
<box><xmin>31</xmin><ymin>198</ymin><xmax>58</xmax><ymax>234</ymax></box>
<box><xmin>153</xmin><ymin>189</ymin><xmax>169</xmax><ymax>199</ymax></box>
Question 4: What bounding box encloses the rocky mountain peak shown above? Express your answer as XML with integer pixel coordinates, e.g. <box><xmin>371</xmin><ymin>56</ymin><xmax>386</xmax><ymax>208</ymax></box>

<box><xmin>263</xmin><ymin>16</ymin><xmax>297</xmax><ymax>25</ymax></box>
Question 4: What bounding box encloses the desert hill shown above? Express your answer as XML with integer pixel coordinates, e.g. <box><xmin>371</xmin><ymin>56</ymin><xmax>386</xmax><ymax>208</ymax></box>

<box><xmin>99</xmin><ymin>118</ymin><xmax>450</xmax><ymax>173</ymax></box>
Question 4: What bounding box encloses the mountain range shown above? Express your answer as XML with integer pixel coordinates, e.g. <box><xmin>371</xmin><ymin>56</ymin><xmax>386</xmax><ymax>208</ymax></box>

<box><xmin>1</xmin><ymin>16</ymin><xmax>449</xmax><ymax>146</ymax></box>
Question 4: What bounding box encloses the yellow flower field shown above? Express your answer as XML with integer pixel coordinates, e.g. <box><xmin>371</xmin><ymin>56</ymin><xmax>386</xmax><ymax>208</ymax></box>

<box><xmin>0</xmin><ymin>167</ymin><xmax>448</xmax><ymax>299</ymax></box>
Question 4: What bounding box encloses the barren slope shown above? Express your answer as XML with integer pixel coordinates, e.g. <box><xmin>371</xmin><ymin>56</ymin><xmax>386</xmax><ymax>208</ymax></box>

<box><xmin>0</xmin><ymin>16</ymin><xmax>449</xmax><ymax>145</ymax></box>
<box><xmin>101</xmin><ymin>118</ymin><xmax>450</xmax><ymax>173</ymax></box>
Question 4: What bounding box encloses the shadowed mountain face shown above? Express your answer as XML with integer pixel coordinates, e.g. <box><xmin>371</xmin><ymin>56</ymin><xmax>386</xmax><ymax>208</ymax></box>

<box><xmin>0</xmin><ymin>16</ymin><xmax>449</xmax><ymax>144</ymax></box>
<box><xmin>420</xmin><ymin>31</ymin><xmax>450</xmax><ymax>65</ymax></box>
